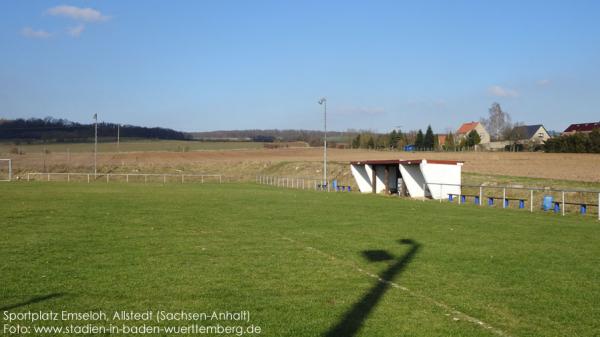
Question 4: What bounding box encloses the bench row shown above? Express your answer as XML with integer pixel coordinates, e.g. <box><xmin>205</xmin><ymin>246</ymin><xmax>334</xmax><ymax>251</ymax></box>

<box><xmin>448</xmin><ymin>194</ymin><xmax>599</xmax><ymax>214</ymax></box>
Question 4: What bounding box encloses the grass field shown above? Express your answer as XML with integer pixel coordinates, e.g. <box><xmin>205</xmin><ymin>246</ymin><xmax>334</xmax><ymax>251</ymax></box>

<box><xmin>0</xmin><ymin>140</ymin><xmax>266</xmax><ymax>154</ymax></box>
<box><xmin>1</xmin><ymin>183</ymin><xmax>599</xmax><ymax>336</ymax></box>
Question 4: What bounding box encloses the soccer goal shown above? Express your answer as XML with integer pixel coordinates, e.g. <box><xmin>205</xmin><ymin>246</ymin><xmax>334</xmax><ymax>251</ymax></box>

<box><xmin>0</xmin><ymin>159</ymin><xmax>12</xmax><ymax>181</ymax></box>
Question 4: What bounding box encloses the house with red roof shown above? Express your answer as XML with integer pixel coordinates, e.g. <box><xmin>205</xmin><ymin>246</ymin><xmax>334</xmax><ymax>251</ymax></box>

<box><xmin>456</xmin><ymin>121</ymin><xmax>490</xmax><ymax>144</ymax></box>
<box><xmin>563</xmin><ymin>122</ymin><xmax>600</xmax><ymax>135</ymax></box>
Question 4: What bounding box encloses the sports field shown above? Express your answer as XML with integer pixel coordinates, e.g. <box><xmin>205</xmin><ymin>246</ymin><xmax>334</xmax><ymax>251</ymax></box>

<box><xmin>1</xmin><ymin>183</ymin><xmax>599</xmax><ymax>336</ymax></box>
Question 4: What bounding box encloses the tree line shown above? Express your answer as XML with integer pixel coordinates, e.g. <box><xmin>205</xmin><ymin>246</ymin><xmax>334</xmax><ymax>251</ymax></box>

<box><xmin>544</xmin><ymin>129</ymin><xmax>600</xmax><ymax>153</ymax></box>
<box><xmin>0</xmin><ymin>117</ymin><xmax>190</xmax><ymax>142</ymax></box>
<box><xmin>350</xmin><ymin>125</ymin><xmax>481</xmax><ymax>151</ymax></box>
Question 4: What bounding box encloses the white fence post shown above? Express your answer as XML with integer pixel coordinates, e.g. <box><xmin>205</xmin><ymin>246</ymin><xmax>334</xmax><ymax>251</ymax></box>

<box><xmin>87</xmin><ymin>174</ymin><xmax>90</xmax><ymax>183</ymax></box>
<box><xmin>503</xmin><ymin>188</ymin><xmax>506</xmax><ymax>209</ymax></box>
<box><xmin>479</xmin><ymin>186</ymin><xmax>483</xmax><ymax>206</ymax></box>
<box><xmin>530</xmin><ymin>190</ymin><xmax>534</xmax><ymax>212</ymax></box>
<box><xmin>562</xmin><ymin>191</ymin><xmax>565</xmax><ymax>216</ymax></box>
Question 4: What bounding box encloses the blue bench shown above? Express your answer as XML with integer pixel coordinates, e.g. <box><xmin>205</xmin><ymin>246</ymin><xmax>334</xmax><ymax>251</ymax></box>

<box><xmin>488</xmin><ymin>197</ymin><xmax>526</xmax><ymax>209</ymax></box>
<box><xmin>448</xmin><ymin>194</ymin><xmax>479</xmax><ymax>204</ymax></box>
<box><xmin>554</xmin><ymin>201</ymin><xmax>598</xmax><ymax>214</ymax></box>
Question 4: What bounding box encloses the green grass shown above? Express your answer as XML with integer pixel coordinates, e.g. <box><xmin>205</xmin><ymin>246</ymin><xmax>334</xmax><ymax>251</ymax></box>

<box><xmin>1</xmin><ymin>183</ymin><xmax>599</xmax><ymax>336</ymax></box>
<box><xmin>0</xmin><ymin>139</ymin><xmax>264</xmax><ymax>154</ymax></box>
<box><xmin>463</xmin><ymin>172</ymin><xmax>600</xmax><ymax>190</ymax></box>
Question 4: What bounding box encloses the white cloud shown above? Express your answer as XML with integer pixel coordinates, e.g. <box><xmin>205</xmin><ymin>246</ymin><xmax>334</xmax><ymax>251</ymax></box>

<box><xmin>537</xmin><ymin>79</ymin><xmax>551</xmax><ymax>86</ymax></box>
<box><xmin>67</xmin><ymin>24</ymin><xmax>85</xmax><ymax>37</ymax></box>
<box><xmin>46</xmin><ymin>5</ymin><xmax>110</xmax><ymax>22</ymax></box>
<box><xmin>488</xmin><ymin>85</ymin><xmax>519</xmax><ymax>98</ymax></box>
<box><xmin>21</xmin><ymin>27</ymin><xmax>52</xmax><ymax>38</ymax></box>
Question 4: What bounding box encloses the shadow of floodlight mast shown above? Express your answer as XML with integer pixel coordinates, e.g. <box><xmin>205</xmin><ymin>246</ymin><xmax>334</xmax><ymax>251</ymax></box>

<box><xmin>0</xmin><ymin>293</ymin><xmax>65</xmax><ymax>311</ymax></box>
<box><xmin>324</xmin><ymin>239</ymin><xmax>421</xmax><ymax>337</ymax></box>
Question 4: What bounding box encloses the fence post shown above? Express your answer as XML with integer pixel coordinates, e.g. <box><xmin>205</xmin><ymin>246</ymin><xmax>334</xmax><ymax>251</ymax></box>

<box><xmin>144</xmin><ymin>175</ymin><xmax>147</xmax><ymax>184</ymax></box>
<box><xmin>27</xmin><ymin>173</ymin><xmax>30</xmax><ymax>181</ymax></box>
<box><xmin>562</xmin><ymin>191</ymin><xmax>565</xmax><ymax>216</ymax></box>
<box><xmin>163</xmin><ymin>175</ymin><xmax>166</xmax><ymax>184</ymax></box>
<box><xmin>48</xmin><ymin>173</ymin><xmax>50</xmax><ymax>181</ymax></box>
<box><xmin>479</xmin><ymin>186</ymin><xmax>483</xmax><ymax>206</ymax></box>
<box><xmin>503</xmin><ymin>188</ymin><xmax>506</xmax><ymax>209</ymax></box>
<box><xmin>181</xmin><ymin>175</ymin><xmax>184</xmax><ymax>184</ymax></box>
<box><xmin>219</xmin><ymin>175</ymin><xmax>222</xmax><ymax>184</ymax></box>
<box><xmin>126</xmin><ymin>174</ymin><xmax>129</xmax><ymax>183</ymax></box>
<box><xmin>530</xmin><ymin>190</ymin><xmax>533</xmax><ymax>212</ymax></box>
<box><xmin>107</xmin><ymin>174</ymin><xmax>109</xmax><ymax>183</ymax></box>
<box><xmin>87</xmin><ymin>174</ymin><xmax>90</xmax><ymax>183</ymax></box>
<box><xmin>598</xmin><ymin>192</ymin><xmax>599</xmax><ymax>221</ymax></box>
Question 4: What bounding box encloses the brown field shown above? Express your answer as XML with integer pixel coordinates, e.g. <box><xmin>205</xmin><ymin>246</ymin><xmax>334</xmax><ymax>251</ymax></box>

<box><xmin>3</xmin><ymin>146</ymin><xmax>600</xmax><ymax>185</ymax></box>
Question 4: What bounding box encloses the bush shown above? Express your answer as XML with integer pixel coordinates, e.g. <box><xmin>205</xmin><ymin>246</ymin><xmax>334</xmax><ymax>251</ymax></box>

<box><xmin>544</xmin><ymin>129</ymin><xmax>600</xmax><ymax>153</ymax></box>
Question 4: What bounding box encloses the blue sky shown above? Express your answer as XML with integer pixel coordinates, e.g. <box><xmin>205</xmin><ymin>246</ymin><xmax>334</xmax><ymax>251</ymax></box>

<box><xmin>1</xmin><ymin>1</ymin><xmax>599</xmax><ymax>132</ymax></box>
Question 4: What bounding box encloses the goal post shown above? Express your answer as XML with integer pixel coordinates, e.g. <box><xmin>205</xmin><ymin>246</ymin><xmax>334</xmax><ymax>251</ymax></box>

<box><xmin>0</xmin><ymin>159</ymin><xmax>12</xmax><ymax>181</ymax></box>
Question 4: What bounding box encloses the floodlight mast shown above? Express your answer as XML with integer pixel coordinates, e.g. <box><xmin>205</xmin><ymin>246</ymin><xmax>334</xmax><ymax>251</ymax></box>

<box><xmin>94</xmin><ymin>113</ymin><xmax>98</xmax><ymax>178</ymax></box>
<box><xmin>318</xmin><ymin>97</ymin><xmax>327</xmax><ymax>189</ymax></box>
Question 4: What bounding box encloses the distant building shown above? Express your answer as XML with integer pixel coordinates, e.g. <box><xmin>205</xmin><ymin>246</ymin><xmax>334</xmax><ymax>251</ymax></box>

<box><xmin>437</xmin><ymin>135</ymin><xmax>447</xmax><ymax>147</ymax></box>
<box><xmin>512</xmin><ymin>124</ymin><xmax>551</xmax><ymax>143</ymax></box>
<box><xmin>456</xmin><ymin>122</ymin><xmax>490</xmax><ymax>144</ymax></box>
<box><xmin>563</xmin><ymin>122</ymin><xmax>600</xmax><ymax>134</ymax></box>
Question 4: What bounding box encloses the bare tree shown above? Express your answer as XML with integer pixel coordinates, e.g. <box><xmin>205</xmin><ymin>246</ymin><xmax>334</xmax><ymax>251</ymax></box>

<box><xmin>481</xmin><ymin>102</ymin><xmax>512</xmax><ymax>141</ymax></box>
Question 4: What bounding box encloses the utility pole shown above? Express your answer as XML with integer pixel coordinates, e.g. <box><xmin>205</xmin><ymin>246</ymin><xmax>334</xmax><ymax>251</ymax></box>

<box><xmin>94</xmin><ymin>113</ymin><xmax>98</xmax><ymax>178</ymax></box>
<box><xmin>318</xmin><ymin>98</ymin><xmax>327</xmax><ymax>189</ymax></box>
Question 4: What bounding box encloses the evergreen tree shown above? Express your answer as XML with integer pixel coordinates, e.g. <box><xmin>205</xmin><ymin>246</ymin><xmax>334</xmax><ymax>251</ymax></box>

<box><xmin>445</xmin><ymin>133</ymin><xmax>455</xmax><ymax>151</ymax></box>
<box><xmin>351</xmin><ymin>134</ymin><xmax>361</xmax><ymax>148</ymax></box>
<box><xmin>424</xmin><ymin>125</ymin><xmax>435</xmax><ymax>150</ymax></box>
<box><xmin>465</xmin><ymin>130</ymin><xmax>481</xmax><ymax>147</ymax></box>
<box><xmin>389</xmin><ymin>130</ymin><xmax>398</xmax><ymax>149</ymax></box>
<box><xmin>415</xmin><ymin>129</ymin><xmax>424</xmax><ymax>150</ymax></box>
<box><xmin>367</xmin><ymin>136</ymin><xmax>375</xmax><ymax>149</ymax></box>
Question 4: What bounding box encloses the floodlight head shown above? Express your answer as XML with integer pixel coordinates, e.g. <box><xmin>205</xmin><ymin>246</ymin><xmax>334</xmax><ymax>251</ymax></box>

<box><xmin>318</xmin><ymin>97</ymin><xmax>326</xmax><ymax>105</ymax></box>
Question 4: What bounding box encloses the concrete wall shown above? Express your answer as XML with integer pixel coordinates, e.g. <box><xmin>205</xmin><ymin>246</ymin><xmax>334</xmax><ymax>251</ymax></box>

<box><xmin>475</xmin><ymin>124</ymin><xmax>491</xmax><ymax>144</ymax></box>
<box><xmin>351</xmin><ymin>164</ymin><xmax>399</xmax><ymax>194</ymax></box>
<box><xmin>351</xmin><ymin>164</ymin><xmax>372</xmax><ymax>193</ymax></box>
<box><xmin>420</xmin><ymin>162</ymin><xmax>462</xmax><ymax>199</ymax></box>
<box><xmin>399</xmin><ymin>164</ymin><xmax>427</xmax><ymax>198</ymax></box>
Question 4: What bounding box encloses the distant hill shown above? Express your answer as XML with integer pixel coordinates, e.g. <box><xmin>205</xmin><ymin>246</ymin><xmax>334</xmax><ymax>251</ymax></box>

<box><xmin>191</xmin><ymin>129</ymin><xmax>358</xmax><ymax>146</ymax></box>
<box><xmin>0</xmin><ymin>117</ymin><xmax>190</xmax><ymax>142</ymax></box>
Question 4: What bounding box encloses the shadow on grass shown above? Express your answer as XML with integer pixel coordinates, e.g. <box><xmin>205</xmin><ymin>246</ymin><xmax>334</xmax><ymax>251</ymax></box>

<box><xmin>0</xmin><ymin>293</ymin><xmax>65</xmax><ymax>311</ymax></box>
<box><xmin>324</xmin><ymin>239</ymin><xmax>421</xmax><ymax>337</ymax></box>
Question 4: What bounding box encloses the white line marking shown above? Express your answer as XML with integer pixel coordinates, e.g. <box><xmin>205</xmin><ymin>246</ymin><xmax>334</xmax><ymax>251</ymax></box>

<box><xmin>281</xmin><ymin>236</ymin><xmax>513</xmax><ymax>337</ymax></box>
